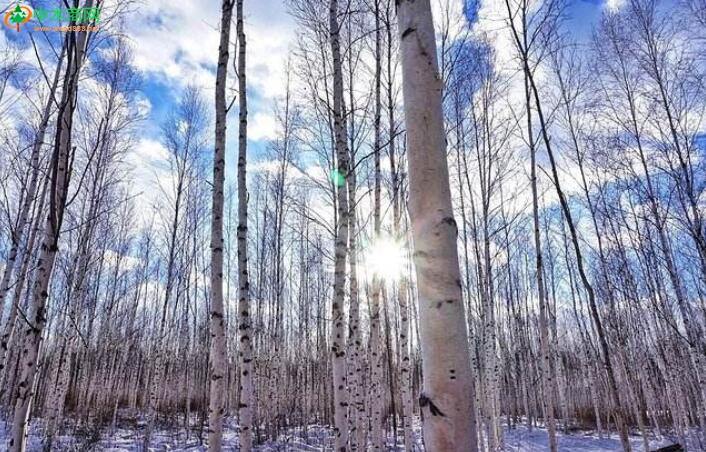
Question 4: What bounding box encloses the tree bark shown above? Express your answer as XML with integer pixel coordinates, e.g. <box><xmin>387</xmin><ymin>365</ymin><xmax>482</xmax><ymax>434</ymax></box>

<box><xmin>209</xmin><ymin>0</ymin><xmax>234</xmax><ymax>449</ymax></box>
<box><xmin>329</xmin><ymin>0</ymin><xmax>351</xmax><ymax>449</ymax></box>
<box><xmin>235</xmin><ymin>1</ymin><xmax>254</xmax><ymax>449</ymax></box>
<box><xmin>369</xmin><ymin>0</ymin><xmax>384</xmax><ymax>448</ymax></box>
<box><xmin>9</xmin><ymin>6</ymin><xmax>96</xmax><ymax>448</ymax></box>
<box><xmin>524</xmin><ymin>60</ymin><xmax>558</xmax><ymax>452</ymax></box>
<box><xmin>396</xmin><ymin>1</ymin><xmax>478</xmax><ymax>450</ymax></box>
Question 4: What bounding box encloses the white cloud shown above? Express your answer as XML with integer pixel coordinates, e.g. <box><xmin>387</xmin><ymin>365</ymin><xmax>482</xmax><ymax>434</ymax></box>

<box><xmin>473</xmin><ymin>0</ymin><xmax>517</xmax><ymax>70</ymax></box>
<box><xmin>604</xmin><ymin>0</ymin><xmax>626</xmax><ymax>12</ymax></box>
<box><xmin>130</xmin><ymin>137</ymin><xmax>171</xmax><ymax>163</ymax></box>
<box><xmin>135</xmin><ymin>93</ymin><xmax>152</xmax><ymax>117</ymax></box>
<box><xmin>124</xmin><ymin>0</ymin><xmax>293</xmax><ymax>105</ymax></box>
<box><xmin>432</xmin><ymin>0</ymin><xmax>469</xmax><ymax>46</ymax></box>
<box><xmin>249</xmin><ymin>111</ymin><xmax>277</xmax><ymax>141</ymax></box>
<box><xmin>125</xmin><ymin>0</ymin><xmax>220</xmax><ymax>90</ymax></box>
<box><xmin>103</xmin><ymin>249</ymin><xmax>141</xmax><ymax>273</ymax></box>
<box><xmin>115</xmin><ymin>0</ymin><xmax>296</xmax><ymax>232</ymax></box>
<box><xmin>125</xmin><ymin>138</ymin><xmax>172</xmax><ymax>227</ymax></box>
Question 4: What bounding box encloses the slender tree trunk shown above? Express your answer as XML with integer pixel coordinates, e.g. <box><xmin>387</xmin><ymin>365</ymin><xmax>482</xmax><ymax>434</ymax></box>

<box><xmin>209</xmin><ymin>0</ymin><xmax>234</xmax><ymax>449</ymax></box>
<box><xmin>369</xmin><ymin>0</ymin><xmax>385</xmax><ymax>448</ymax></box>
<box><xmin>527</xmin><ymin>63</ymin><xmax>632</xmax><ymax>452</ymax></box>
<box><xmin>328</xmin><ymin>0</ymin><xmax>351</xmax><ymax>449</ymax></box>
<box><xmin>0</xmin><ymin>47</ymin><xmax>64</xmax><ymax>328</ymax></box>
<box><xmin>9</xmin><ymin>8</ymin><xmax>96</xmax><ymax>448</ymax></box>
<box><xmin>346</xmin><ymin>153</ymin><xmax>365</xmax><ymax>450</ymax></box>
<box><xmin>0</xmin><ymin>174</ymin><xmax>49</xmax><ymax>401</ymax></box>
<box><xmin>390</xmin><ymin>25</ymin><xmax>414</xmax><ymax>450</ymax></box>
<box><xmin>396</xmin><ymin>1</ymin><xmax>478</xmax><ymax>450</ymax></box>
<box><xmin>524</xmin><ymin>63</ymin><xmax>558</xmax><ymax>452</ymax></box>
<box><xmin>236</xmin><ymin>0</ymin><xmax>254</xmax><ymax>449</ymax></box>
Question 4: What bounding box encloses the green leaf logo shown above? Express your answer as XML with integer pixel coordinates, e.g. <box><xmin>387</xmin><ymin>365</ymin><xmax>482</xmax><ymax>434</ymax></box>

<box><xmin>4</xmin><ymin>4</ymin><xmax>32</xmax><ymax>31</ymax></box>
<box><xmin>9</xmin><ymin>5</ymin><xmax>26</xmax><ymax>24</ymax></box>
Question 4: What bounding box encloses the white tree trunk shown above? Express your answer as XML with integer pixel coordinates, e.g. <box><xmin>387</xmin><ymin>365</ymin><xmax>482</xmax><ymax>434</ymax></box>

<box><xmin>346</xmin><ymin>161</ymin><xmax>365</xmax><ymax>450</ymax></box>
<box><xmin>396</xmin><ymin>1</ymin><xmax>478</xmax><ymax>450</ymax></box>
<box><xmin>209</xmin><ymin>0</ymin><xmax>234</xmax><ymax>449</ymax></box>
<box><xmin>0</xmin><ymin>46</ymin><xmax>60</xmax><ymax>327</ymax></box>
<box><xmin>236</xmin><ymin>0</ymin><xmax>254</xmax><ymax>449</ymax></box>
<box><xmin>9</xmin><ymin>5</ymin><xmax>94</xmax><ymax>448</ymax></box>
<box><xmin>369</xmin><ymin>1</ymin><xmax>384</xmax><ymax>447</ymax></box>
<box><xmin>524</xmin><ymin>64</ymin><xmax>558</xmax><ymax>452</ymax></box>
<box><xmin>329</xmin><ymin>0</ymin><xmax>350</xmax><ymax>449</ymax></box>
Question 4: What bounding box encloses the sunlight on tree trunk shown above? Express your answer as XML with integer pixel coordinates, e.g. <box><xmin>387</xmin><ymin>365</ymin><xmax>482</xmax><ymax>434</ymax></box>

<box><xmin>397</xmin><ymin>0</ymin><xmax>479</xmax><ymax>450</ymax></box>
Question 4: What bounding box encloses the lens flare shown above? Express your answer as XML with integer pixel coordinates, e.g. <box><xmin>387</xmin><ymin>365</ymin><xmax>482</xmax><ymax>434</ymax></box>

<box><xmin>364</xmin><ymin>236</ymin><xmax>406</xmax><ymax>282</ymax></box>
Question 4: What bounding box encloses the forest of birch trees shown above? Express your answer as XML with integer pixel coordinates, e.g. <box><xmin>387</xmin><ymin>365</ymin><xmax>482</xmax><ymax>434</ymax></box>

<box><xmin>0</xmin><ymin>0</ymin><xmax>705</xmax><ymax>450</ymax></box>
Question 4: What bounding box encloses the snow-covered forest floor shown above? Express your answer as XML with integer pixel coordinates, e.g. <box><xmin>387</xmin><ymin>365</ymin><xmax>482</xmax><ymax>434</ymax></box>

<box><xmin>503</xmin><ymin>427</ymin><xmax>701</xmax><ymax>451</ymax></box>
<box><xmin>1</xmin><ymin>416</ymin><xmax>702</xmax><ymax>451</ymax></box>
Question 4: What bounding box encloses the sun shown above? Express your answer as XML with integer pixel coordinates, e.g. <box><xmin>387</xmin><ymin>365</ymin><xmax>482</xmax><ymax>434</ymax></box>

<box><xmin>363</xmin><ymin>236</ymin><xmax>407</xmax><ymax>282</ymax></box>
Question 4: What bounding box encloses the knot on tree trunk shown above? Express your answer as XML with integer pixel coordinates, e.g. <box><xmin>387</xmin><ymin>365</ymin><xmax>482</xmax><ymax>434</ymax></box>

<box><xmin>419</xmin><ymin>393</ymin><xmax>445</xmax><ymax>417</ymax></box>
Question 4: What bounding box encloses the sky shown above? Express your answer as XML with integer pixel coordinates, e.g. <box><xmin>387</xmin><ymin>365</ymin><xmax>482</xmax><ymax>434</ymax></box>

<box><xmin>0</xmin><ymin>0</ymin><xmax>627</xmax><ymax>218</ymax></box>
<box><xmin>118</xmin><ymin>0</ymin><xmax>617</xmax><ymax>167</ymax></box>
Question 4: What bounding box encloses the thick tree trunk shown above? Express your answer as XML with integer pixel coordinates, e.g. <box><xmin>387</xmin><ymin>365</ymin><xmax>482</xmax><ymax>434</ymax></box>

<box><xmin>396</xmin><ymin>1</ymin><xmax>478</xmax><ymax>450</ymax></box>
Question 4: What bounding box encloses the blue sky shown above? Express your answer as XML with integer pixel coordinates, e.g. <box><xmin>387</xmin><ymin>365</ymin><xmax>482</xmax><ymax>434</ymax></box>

<box><xmin>0</xmin><ymin>0</ymin><xmax>624</xmax><ymax>199</ymax></box>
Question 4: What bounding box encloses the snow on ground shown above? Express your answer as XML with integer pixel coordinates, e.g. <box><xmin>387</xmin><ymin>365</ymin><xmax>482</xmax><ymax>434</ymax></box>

<box><xmin>504</xmin><ymin>425</ymin><xmax>701</xmax><ymax>451</ymax></box>
<box><xmin>1</xmin><ymin>416</ymin><xmax>703</xmax><ymax>450</ymax></box>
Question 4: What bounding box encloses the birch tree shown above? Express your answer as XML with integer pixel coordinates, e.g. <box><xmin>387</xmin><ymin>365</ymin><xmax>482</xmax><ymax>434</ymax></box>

<box><xmin>208</xmin><ymin>0</ymin><xmax>235</xmax><ymax>449</ymax></box>
<box><xmin>396</xmin><ymin>0</ymin><xmax>478</xmax><ymax>450</ymax></box>
<box><xmin>9</xmin><ymin>3</ymin><xmax>99</xmax><ymax>448</ymax></box>
<box><xmin>329</xmin><ymin>0</ymin><xmax>351</xmax><ymax>449</ymax></box>
<box><xmin>236</xmin><ymin>0</ymin><xmax>255</xmax><ymax>449</ymax></box>
<box><xmin>0</xmin><ymin>0</ymin><xmax>705</xmax><ymax>449</ymax></box>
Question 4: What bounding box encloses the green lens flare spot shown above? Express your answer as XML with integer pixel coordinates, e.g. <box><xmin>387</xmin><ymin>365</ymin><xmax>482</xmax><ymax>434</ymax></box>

<box><xmin>330</xmin><ymin>169</ymin><xmax>346</xmax><ymax>187</ymax></box>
